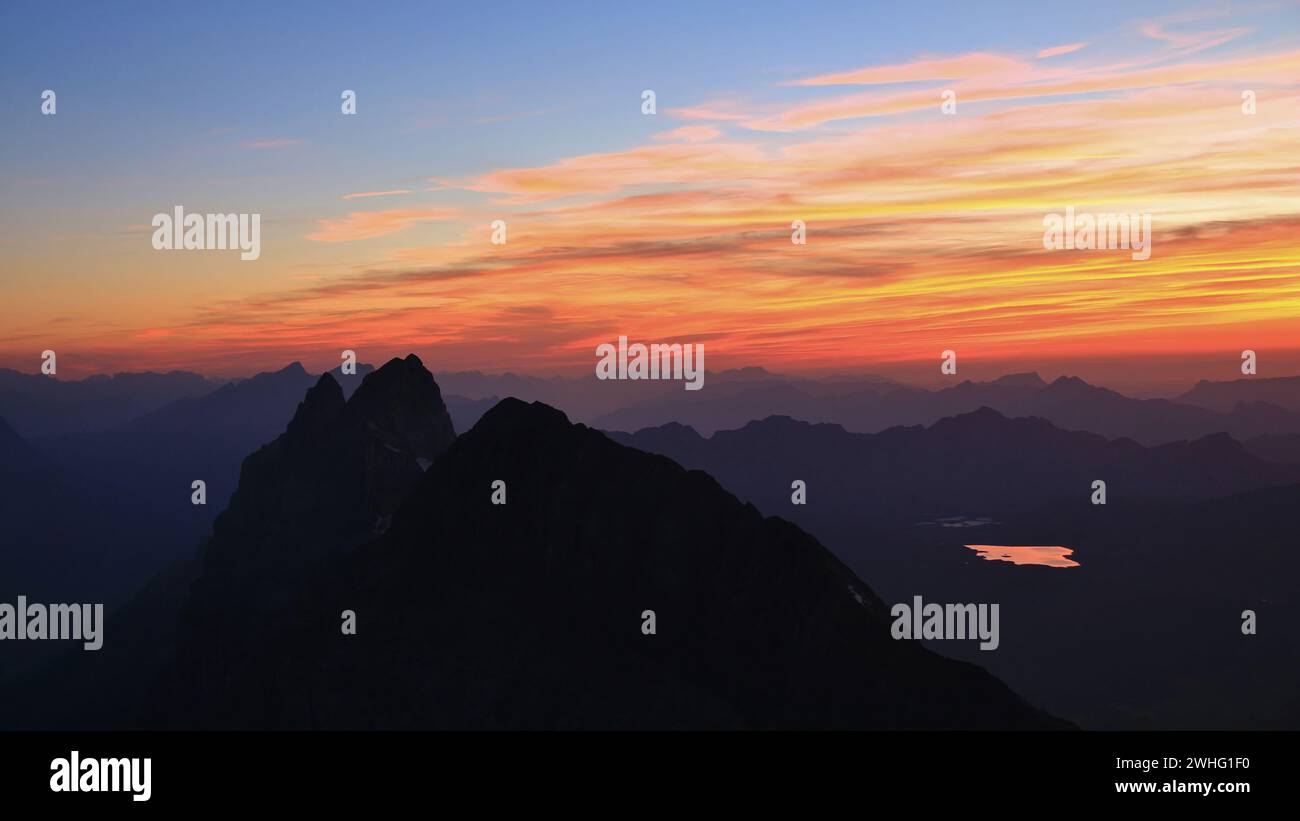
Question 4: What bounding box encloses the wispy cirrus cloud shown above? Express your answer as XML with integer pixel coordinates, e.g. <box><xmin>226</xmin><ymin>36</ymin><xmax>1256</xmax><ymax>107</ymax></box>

<box><xmin>307</xmin><ymin>208</ymin><xmax>460</xmax><ymax>242</ymax></box>
<box><xmin>341</xmin><ymin>189</ymin><xmax>414</xmax><ymax>200</ymax></box>
<box><xmin>1037</xmin><ymin>42</ymin><xmax>1088</xmax><ymax>58</ymax></box>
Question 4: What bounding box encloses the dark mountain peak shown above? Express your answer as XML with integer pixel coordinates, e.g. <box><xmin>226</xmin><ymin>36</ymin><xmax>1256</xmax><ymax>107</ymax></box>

<box><xmin>925</xmin><ymin>407</ymin><xmax>1068</xmax><ymax>443</ymax></box>
<box><xmin>284</xmin><ymin>373</ymin><xmax>345</xmax><ymax>440</ymax></box>
<box><xmin>1184</xmin><ymin>430</ymin><xmax>1247</xmax><ymax>454</ymax></box>
<box><xmin>1048</xmin><ymin>374</ymin><xmax>1090</xmax><ymax>389</ymax></box>
<box><xmin>345</xmin><ymin>355</ymin><xmax>456</xmax><ymax>459</ymax></box>
<box><xmin>993</xmin><ymin>372</ymin><xmax>1046</xmax><ymax>387</ymax></box>
<box><xmin>605</xmin><ymin>420</ymin><xmax>705</xmax><ymax>455</ymax></box>
<box><xmin>198</xmin><ymin>355</ymin><xmax>456</xmax><ymax>578</ymax></box>
<box><xmin>749</xmin><ymin>413</ymin><xmax>802</xmax><ymax>427</ymax></box>
<box><xmin>637</xmin><ymin>420</ymin><xmax>701</xmax><ymax>438</ymax></box>
<box><xmin>933</xmin><ymin>405</ymin><xmax>1010</xmax><ymax>428</ymax></box>
<box><xmin>241</xmin><ymin>361</ymin><xmax>310</xmax><ymax>387</ymax></box>
<box><xmin>352</xmin><ymin>355</ymin><xmax>431</xmax><ymax>397</ymax></box>
<box><xmin>471</xmin><ymin>397</ymin><xmax>573</xmax><ymax>439</ymax></box>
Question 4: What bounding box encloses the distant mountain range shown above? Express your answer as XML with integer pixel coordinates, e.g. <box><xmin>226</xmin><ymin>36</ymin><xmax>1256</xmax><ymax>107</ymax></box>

<box><xmin>0</xmin><ymin>368</ymin><xmax>217</xmax><ymax>437</ymax></box>
<box><xmin>0</xmin><ymin>361</ymin><xmax>378</xmax><ymax>611</ymax></box>
<box><xmin>1177</xmin><ymin>375</ymin><xmax>1300</xmax><ymax>413</ymax></box>
<box><xmin>610</xmin><ymin>408</ymin><xmax>1300</xmax><ymax>523</ymax></box>
<box><xmin>424</xmin><ymin>368</ymin><xmax>1300</xmax><ymax>447</ymax></box>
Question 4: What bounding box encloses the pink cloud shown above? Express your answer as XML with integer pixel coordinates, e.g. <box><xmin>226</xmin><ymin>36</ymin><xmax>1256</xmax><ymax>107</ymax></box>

<box><xmin>1037</xmin><ymin>42</ymin><xmax>1088</xmax><ymax>58</ymax></box>
<box><xmin>1139</xmin><ymin>21</ymin><xmax>1251</xmax><ymax>52</ymax></box>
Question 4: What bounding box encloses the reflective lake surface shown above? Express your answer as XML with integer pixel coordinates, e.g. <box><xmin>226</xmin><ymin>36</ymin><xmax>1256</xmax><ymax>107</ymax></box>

<box><xmin>964</xmin><ymin>544</ymin><xmax>1079</xmax><ymax>568</ymax></box>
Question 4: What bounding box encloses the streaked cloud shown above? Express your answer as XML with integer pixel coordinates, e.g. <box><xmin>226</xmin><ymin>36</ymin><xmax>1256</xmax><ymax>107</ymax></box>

<box><xmin>342</xmin><ymin>189</ymin><xmax>414</xmax><ymax>200</ymax></box>
<box><xmin>307</xmin><ymin>208</ymin><xmax>460</xmax><ymax>242</ymax></box>
<box><xmin>652</xmin><ymin>125</ymin><xmax>721</xmax><ymax>142</ymax></box>
<box><xmin>1037</xmin><ymin>42</ymin><xmax>1088</xmax><ymax>58</ymax></box>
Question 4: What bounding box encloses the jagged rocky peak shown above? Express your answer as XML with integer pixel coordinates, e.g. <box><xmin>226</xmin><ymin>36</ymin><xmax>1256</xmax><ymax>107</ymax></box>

<box><xmin>346</xmin><ymin>354</ymin><xmax>456</xmax><ymax>460</ymax></box>
<box><xmin>201</xmin><ymin>355</ymin><xmax>456</xmax><ymax>572</ymax></box>
<box><xmin>284</xmin><ymin>373</ymin><xmax>346</xmax><ymax>441</ymax></box>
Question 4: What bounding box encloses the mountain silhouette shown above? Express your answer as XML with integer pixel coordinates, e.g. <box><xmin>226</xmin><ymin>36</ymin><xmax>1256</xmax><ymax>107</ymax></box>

<box><xmin>1177</xmin><ymin>375</ymin><xmax>1300</xmax><ymax>413</ymax></box>
<box><xmin>589</xmin><ymin>372</ymin><xmax>1300</xmax><ymax>445</ymax></box>
<box><xmin>611</xmin><ymin>407</ymin><xmax>1300</xmax><ymax>524</ymax></box>
<box><xmin>0</xmin><ymin>368</ymin><xmax>216</xmax><ymax>438</ymax></box>
<box><xmin>187</xmin><ymin>354</ymin><xmax>453</xmax><ymax>581</ymax></box>
<box><xmin>145</xmin><ymin>376</ymin><xmax>1065</xmax><ymax>729</ymax></box>
<box><xmin>23</xmin><ymin>361</ymin><xmax>380</xmax><ymax>604</ymax></box>
<box><xmin>1245</xmin><ymin>433</ymin><xmax>1300</xmax><ymax>463</ymax></box>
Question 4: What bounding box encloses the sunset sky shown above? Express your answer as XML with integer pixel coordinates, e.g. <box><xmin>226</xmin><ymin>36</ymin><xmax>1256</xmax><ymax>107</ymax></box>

<box><xmin>3</xmin><ymin>0</ymin><xmax>1299</xmax><ymax>391</ymax></box>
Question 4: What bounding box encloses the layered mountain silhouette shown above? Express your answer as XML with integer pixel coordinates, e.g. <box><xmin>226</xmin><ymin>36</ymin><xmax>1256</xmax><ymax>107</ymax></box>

<box><xmin>0</xmin><ymin>368</ymin><xmax>216</xmax><ymax>438</ymax></box>
<box><xmin>1177</xmin><ymin>375</ymin><xmax>1300</xmax><ymax>413</ymax></box>
<box><xmin>17</xmin><ymin>361</ymin><xmax>379</xmax><ymax>608</ymax></box>
<box><xmin>610</xmin><ymin>408</ymin><xmax>1300</xmax><ymax>523</ymax></box>
<box><xmin>153</xmin><ymin>378</ymin><xmax>1063</xmax><ymax>729</ymax></box>
<box><xmin>439</xmin><ymin>368</ymin><xmax>1300</xmax><ymax>446</ymax></box>
<box><xmin>9</xmin><ymin>355</ymin><xmax>1295</xmax><ymax>730</ymax></box>
<box><xmin>0</xmin><ymin>414</ymin><xmax>161</xmax><ymax>611</ymax></box>
<box><xmin>2</xmin><ymin>357</ymin><xmax>1065</xmax><ymax>729</ymax></box>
